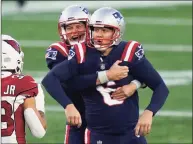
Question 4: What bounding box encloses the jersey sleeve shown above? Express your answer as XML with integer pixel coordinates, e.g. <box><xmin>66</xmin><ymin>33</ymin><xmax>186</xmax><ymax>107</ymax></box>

<box><xmin>41</xmin><ymin>57</ymin><xmax>79</xmax><ymax>108</ymax></box>
<box><xmin>45</xmin><ymin>42</ymin><xmax>69</xmax><ymax>69</ymax></box>
<box><xmin>121</xmin><ymin>40</ymin><xmax>145</xmax><ymax>66</ymax></box>
<box><xmin>16</xmin><ymin>75</ymin><xmax>38</xmax><ymax>97</ymax></box>
<box><xmin>121</xmin><ymin>40</ymin><xmax>169</xmax><ymax>115</ymax></box>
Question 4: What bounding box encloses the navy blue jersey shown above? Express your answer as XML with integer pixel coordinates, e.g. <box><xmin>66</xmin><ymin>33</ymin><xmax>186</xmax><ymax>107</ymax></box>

<box><xmin>45</xmin><ymin>42</ymin><xmax>97</xmax><ymax>119</ymax></box>
<box><xmin>45</xmin><ymin>42</ymin><xmax>69</xmax><ymax>69</ymax></box>
<box><xmin>42</xmin><ymin>40</ymin><xmax>169</xmax><ymax>134</ymax></box>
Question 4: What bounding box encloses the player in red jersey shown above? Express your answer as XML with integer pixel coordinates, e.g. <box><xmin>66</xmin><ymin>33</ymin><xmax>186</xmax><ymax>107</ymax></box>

<box><xmin>2</xmin><ymin>34</ymin><xmax>46</xmax><ymax>120</ymax></box>
<box><xmin>1</xmin><ymin>41</ymin><xmax>47</xmax><ymax>144</ymax></box>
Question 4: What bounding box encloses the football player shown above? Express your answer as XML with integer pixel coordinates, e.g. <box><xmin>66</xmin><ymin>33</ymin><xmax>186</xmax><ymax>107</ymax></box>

<box><xmin>1</xmin><ymin>41</ymin><xmax>47</xmax><ymax>144</ymax></box>
<box><xmin>45</xmin><ymin>5</ymin><xmax>144</xmax><ymax>144</ymax></box>
<box><xmin>42</xmin><ymin>7</ymin><xmax>169</xmax><ymax>144</ymax></box>
<box><xmin>2</xmin><ymin>34</ymin><xmax>46</xmax><ymax>118</ymax></box>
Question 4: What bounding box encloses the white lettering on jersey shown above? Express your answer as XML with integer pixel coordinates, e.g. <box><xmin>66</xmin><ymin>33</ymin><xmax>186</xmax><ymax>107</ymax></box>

<box><xmin>96</xmin><ymin>81</ymin><xmax>124</xmax><ymax>106</ymax></box>
<box><xmin>4</xmin><ymin>85</ymin><xmax>16</xmax><ymax>95</ymax></box>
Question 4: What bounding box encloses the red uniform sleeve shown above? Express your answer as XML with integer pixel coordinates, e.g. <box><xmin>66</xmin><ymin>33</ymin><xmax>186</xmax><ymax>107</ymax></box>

<box><xmin>15</xmin><ymin>75</ymin><xmax>38</xmax><ymax>97</ymax></box>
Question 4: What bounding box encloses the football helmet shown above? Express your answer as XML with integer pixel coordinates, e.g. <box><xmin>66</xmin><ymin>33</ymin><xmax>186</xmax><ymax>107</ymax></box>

<box><xmin>2</xmin><ymin>40</ymin><xmax>23</xmax><ymax>74</ymax></box>
<box><xmin>58</xmin><ymin>5</ymin><xmax>90</xmax><ymax>46</ymax></box>
<box><xmin>2</xmin><ymin>34</ymin><xmax>24</xmax><ymax>59</ymax></box>
<box><xmin>87</xmin><ymin>7</ymin><xmax>125</xmax><ymax>51</ymax></box>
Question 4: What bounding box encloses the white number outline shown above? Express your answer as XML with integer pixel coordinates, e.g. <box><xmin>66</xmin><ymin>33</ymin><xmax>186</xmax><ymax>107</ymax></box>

<box><xmin>96</xmin><ymin>81</ymin><xmax>124</xmax><ymax>106</ymax></box>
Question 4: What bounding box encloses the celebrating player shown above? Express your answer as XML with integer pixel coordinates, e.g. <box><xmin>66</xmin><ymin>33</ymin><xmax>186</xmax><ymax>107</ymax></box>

<box><xmin>42</xmin><ymin>7</ymin><xmax>169</xmax><ymax>144</ymax></box>
<box><xmin>45</xmin><ymin>5</ymin><xmax>146</xmax><ymax>144</ymax></box>
<box><xmin>1</xmin><ymin>40</ymin><xmax>47</xmax><ymax>144</ymax></box>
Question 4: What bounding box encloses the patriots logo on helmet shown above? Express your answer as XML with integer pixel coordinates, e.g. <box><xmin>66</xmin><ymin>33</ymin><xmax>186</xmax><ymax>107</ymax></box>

<box><xmin>112</xmin><ymin>12</ymin><xmax>123</xmax><ymax>24</ymax></box>
<box><xmin>82</xmin><ymin>8</ymin><xmax>89</xmax><ymax>14</ymax></box>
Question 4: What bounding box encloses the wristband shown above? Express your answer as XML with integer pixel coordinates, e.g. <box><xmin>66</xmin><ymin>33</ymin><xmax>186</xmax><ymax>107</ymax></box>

<box><xmin>98</xmin><ymin>71</ymin><xmax>109</xmax><ymax>84</ymax></box>
<box><xmin>131</xmin><ymin>80</ymin><xmax>141</xmax><ymax>90</ymax></box>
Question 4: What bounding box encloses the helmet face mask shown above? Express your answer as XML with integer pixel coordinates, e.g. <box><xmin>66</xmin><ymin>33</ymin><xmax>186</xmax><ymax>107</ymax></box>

<box><xmin>87</xmin><ymin>7</ymin><xmax>125</xmax><ymax>50</ymax></box>
<box><xmin>58</xmin><ymin>5</ymin><xmax>90</xmax><ymax>46</ymax></box>
<box><xmin>88</xmin><ymin>25</ymin><xmax>121</xmax><ymax>51</ymax></box>
<box><xmin>60</xmin><ymin>21</ymin><xmax>87</xmax><ymax>46</ymax></box>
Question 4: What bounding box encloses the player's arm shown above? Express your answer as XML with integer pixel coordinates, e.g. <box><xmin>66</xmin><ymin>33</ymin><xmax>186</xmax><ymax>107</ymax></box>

<box><xmin>42</xmin><ymin>57</ymin><xmax>78</xmax><ymax>109</ymax></box>
<box><xmin>45</xmin><ymin>44</ymin><xmax>98</xmax><ymax>91</ymax></box>
<box><xmin>42</xmin><ymin>57</ymin><xmax>83</xmax><ymax>126</ymax></box>
<box><xmin>125</xmin><ymin>42</ymin><xmax>169</xmax><ymax>115</ymax></box>
<box><xmin>122</xmin><ymin>41</ymin><xmax>169</xmax><ymax>136</ymax></box>
<box><xmin>63</xmin><ymin>43</ymin><xmax>130</xmax><ymax>91</ymax></box>
<box><xmin>19</xmin><ymin>76</ymin><xmax>46</xmax><ymax>138</ymax></box>
<box><xmin>66</xmin><ymin>60</ymin><xmax>130</xmax><ymax>91</ymax></box>
<box><xmin>45</xmin><ymin>45</ymin><xmax>74</xmax><ymax>107</ymax></box>
<box><xmin>24</xmin><ymin>97</ymin><xmax>46</xmax><ymax>138</ymax></box>
<box><xmin>111</xmin><ymin>79</ymin><xmax>144</xmax><ymax>101</ymax></box>
<box><xmin>46</xmin><ymin>43</ymin><xmax>131</xmax><ymax>92</ymax></box>
<box><xmin>35</xmin><ymin>84</ymin><xmax>46</xmax><ymax>118</ymax></box>
<box><xmin>131</xmin><ymin>57</ymin><xmax>169</xmax><ymax>116</ymax></box>
<box><xmin>66</xmin><ymin>45</ymin><xmax>131</xmax><ymax>91</ymax></box>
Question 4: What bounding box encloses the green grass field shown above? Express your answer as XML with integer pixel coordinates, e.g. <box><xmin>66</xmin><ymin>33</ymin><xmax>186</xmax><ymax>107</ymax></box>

<box><xmin>2</xmin><ymin>3</ymin><xmax>192</xmax><ymax>143</ymax></box>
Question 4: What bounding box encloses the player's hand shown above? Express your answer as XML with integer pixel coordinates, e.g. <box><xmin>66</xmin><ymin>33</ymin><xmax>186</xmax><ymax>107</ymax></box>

<box><xmin>65</xmin><ymin>104</ymin><xmax>82</xmax><ymax>128</ymax></box>
<box><xmin>111</xmin><ymin>83</ymin><xmax>137</xmax><ymax>101</ymax></box>
<box><xmin>135</xmin><ymin>110</ymin><xmax>153</xmax><ymax>137</ymax></box>
<box><xmin>106</xmin><ymin>60</ymin><xmax>129</xmax><ymax>81</ymax></box>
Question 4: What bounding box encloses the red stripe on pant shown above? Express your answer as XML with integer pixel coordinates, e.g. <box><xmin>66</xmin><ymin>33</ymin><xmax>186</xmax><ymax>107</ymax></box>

<box><xmin>84</xmin><ymin>128</ymin><xmax>91</xmax><ymax>144</ymax></box>
<box><xmin>64</xmin><ymin>125</ymin><xmax>71</xmax><ymax>144</ymax></box>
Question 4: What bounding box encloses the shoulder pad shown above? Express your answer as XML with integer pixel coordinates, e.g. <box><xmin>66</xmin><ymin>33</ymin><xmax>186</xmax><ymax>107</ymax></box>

<box><xmin>49</xmin><ymin>41</ymin><xmax>69</xmax><ymax>57</ymax></box>
<box><xmin>15</xmin><ymin>74</ymin><xmax>38</xmax><ymax>97</ymax></box>
<box><xmin>121</xmin><ymin>40</ymin><xmax>144</xmax><ymax>62</ymax></box>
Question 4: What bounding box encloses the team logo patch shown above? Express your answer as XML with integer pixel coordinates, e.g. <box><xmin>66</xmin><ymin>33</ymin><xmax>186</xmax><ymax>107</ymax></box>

<box><xmin>100</xmin><ymin>63</ymin><xmax>106</xmax><ymax>70</ymax></box>
<box><xmin>135</xmin><ymin>45</ymin><xmax>144</xmax><ymax>60</ymax></box>
<box><xmin>82</xmin><ymin>8</ymin><xmax>89</xmax><ymax>14</ymax></box>
<box><xmin>45</xmin><ymin>49</ymin><xmax>58</xmax><ymax>60</ymax></box>
<box><xmin>68</xmin><ymin>49</ymin><xmax>75</xmax><ymax>60</ymax></box>
<box><xmin>112</xmin><ymin>12</ymin><xmax>123</xmax><ymax>24</ymax></box>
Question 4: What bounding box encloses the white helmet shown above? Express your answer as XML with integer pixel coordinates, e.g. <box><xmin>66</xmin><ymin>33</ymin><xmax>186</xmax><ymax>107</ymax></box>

<box><xmin>2</xmin><ymin>41</ymin><xmax>23</xmax><ymax>74</ymax></box>
<box><xmin>58</xmin><ymin>5</ymin><xmax>91</xmax><ymax>46</ymax></box>
<box><xmin>2</xmin><ymin>34</ymin><xmax>24</xmax><ymax>59</ymax></box>
<box><xmin>87</xmin><ymin>7</ymin><xmax>125</xmax><ymax>50</ymax></box>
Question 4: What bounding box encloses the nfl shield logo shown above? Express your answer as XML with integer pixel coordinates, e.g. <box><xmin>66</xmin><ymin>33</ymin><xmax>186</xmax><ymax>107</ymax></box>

<box><xmin>100</xmin><ymin>63</ymin><xmax>105</xmax><ymax>70</ymax></box>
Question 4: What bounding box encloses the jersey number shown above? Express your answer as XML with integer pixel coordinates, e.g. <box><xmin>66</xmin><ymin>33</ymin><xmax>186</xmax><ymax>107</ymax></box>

<box><xmin>1</xmin><ymin>101</ymin><xmax>14</xmax><ymax>136</ymax></box>
<box><xmin>96</xmin><ymin>82</ymin><xmax>124</xmax><ymax>106</ymax></box>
